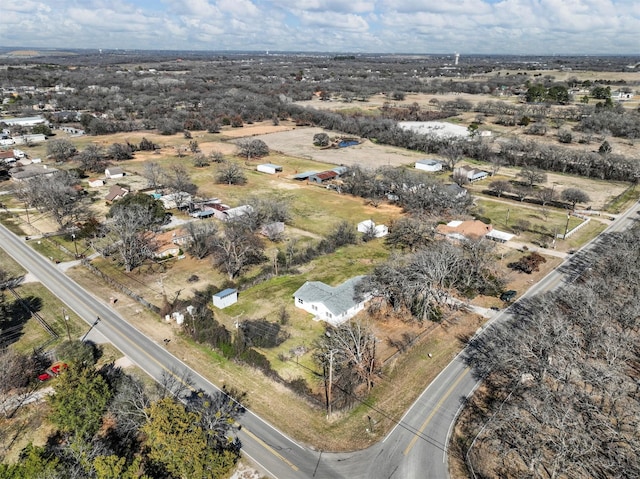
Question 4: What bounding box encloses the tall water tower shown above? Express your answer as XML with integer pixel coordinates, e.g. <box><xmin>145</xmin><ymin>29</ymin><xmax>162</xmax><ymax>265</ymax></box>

<box><xmin>454</xmin><ymin>53</ymin><xmax>460</xmax><ymax>65</ymax></box>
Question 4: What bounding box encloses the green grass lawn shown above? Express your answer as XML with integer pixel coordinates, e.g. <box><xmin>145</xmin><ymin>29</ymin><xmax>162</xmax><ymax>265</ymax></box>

<box><xmin>215</xmin><ymin>238</ymin><xmax>390</xmax><ymax>381</ymax></box>
<box><xmin>0</xmin><ymin>247</ymin><xmax>27</xmax><ymax>278</ymax></box>
<box><xmin>3</xmin><ymin>282</ymin><xmax>86</xmax><ymax>354</ymax></box>
<box><xmin>604</xmin><ymin>184</ymin><xmax>640</xmax><ymax>214</ymax></box>
<box><xmin>474</xmin><ymin>199</ymin><xmax>588</xmax><ymax>244</ymax></box>
<box><xmin>28</xmin><ymin>236</ymin><xmax>77</xmax><ymax>263</ymax></box>
<box><xmin>0</xmin><ymin>212</ymin><xmax>28</xmax><ymax>236</ymax></box>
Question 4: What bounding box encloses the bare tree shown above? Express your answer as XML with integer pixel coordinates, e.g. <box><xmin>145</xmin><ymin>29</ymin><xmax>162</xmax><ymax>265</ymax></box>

<box><xmin>211</xmin><ymin>220</ymin><xmax>265</xmax><ymax>279</ymax></box>
<box><xmin>440</xmin><ymin>141</ymin><xmax>465</xmax><ymax>171</ymax></box>
<box><xmin>315</xmin><ymin>320</ymin><xmax>378</xmax><ymax>413</ymax></box>
<box><xmin>164</xmin><ymin>164</ymin><xmax>198</xmax><ymax>209</ymax></box>
<box><xmin>513</xmin><ymin>185</ymin><xmax>531</xmax><ymax>202</ymax></box>
<box><xmin>105</xmin><ymin>202</ymin><xmax>158</xmax><ymax>272</ymax></box>
<box><xmin>517</xmin><ymin>165</ymin><xmax>547</xmax><ymax>187</ymax></box>
<box><xmin>46</xmin><ymin>138</ymin><xmax>77</xmax><ymax>162</ymax></box>
<box><xmin>77</xmin><ymin>144</ymin><xmax>108</xmax><ymax>172</ymax></box>
<box><xmin>107</xmin><ymin>142</ymin><xmax>134</xmax><ymax>161</ymax></box>
<box><xmin>208</xmin><ymin>151</ymin><xmax>225</xmax><ymax>163</ymax></box>
<box><xmin>142</xmin><ymin>161</ymin><xmax>165</xmax><ymax>189</ymax></box>
<box><xmin>192</xmin><ymin>153</ymin><xmax>209</xmax><ymax>167</ymax></box>
<box><xmin>215</xmin><ymin>161</ymin><xmax>247</xmax><ymax>185</ymax></box>
<box><xmin>488</xmin><ymin>156</ymin><xmax>506</xmax><ymax>177</ymax></box>
<box><xmin>236</xmin><ymin>138</ymin><xmax>269</xmax><ymax>162</ymax></box>
<box><xmin>186</xmin><ymin>388</ymin><xmax>246</xmax><ymax>450</ymax></box>
<box><xmin>156</xmin><ymin>366</ymin><xmax>195</xmax><ymax>400</ymax></box>
<box><xmin>561</xmin><ymin>188</ymin><xmax>590</xmax><ymax>210</ymax></box>
<box><xmin>18</xmin><ymin>170</ymin><xmax>83</xmax><ymax>228</ymax></box>
<box><xmin>185</xmin><ymin>220</ymin><xmax>218</xmax><ymax>259</ymax></box>
<box><xmin>0</xmin><ymin>349</ymin><xmax>38</xmax><ymax>418</ymax></box>
<box><xmin>535</xmin><ymin>187</ymin><xmax>556</xmax><ymax>206</ymax></box>
<box><xmin>489</xmin><ymin>180</ymin><xmax>512</xmax><ymax>198</ymax></box>
<box><xmin>385</xmin><ymin>216</ymin><xmax>434</xmax><ymax>251</ymax></box>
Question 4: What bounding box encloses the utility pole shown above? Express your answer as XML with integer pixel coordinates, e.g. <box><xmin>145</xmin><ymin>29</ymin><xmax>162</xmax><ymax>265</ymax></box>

<box><xmin>71</xmin><ymin>233</ymin><xmax>79</xmax><ymax>258</ymax></box>
<box><xmin>63</xmin><ymin>308</ymin><xmax>71</xmax><ymax>341</ymax></box>
<box><xmin>327</xmin><ymin>349</ymin><xmax>335</xmax><ymax>419</ymax></box>
<box><xmin>564</xmin><ymin>212</ymin><xmax>571</xmax><ymax>239</ymax></box>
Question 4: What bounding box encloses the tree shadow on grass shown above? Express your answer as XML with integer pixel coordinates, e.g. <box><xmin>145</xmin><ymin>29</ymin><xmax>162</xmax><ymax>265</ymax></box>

<box><xmin>0</xmin><ymin>283</ymin><xmax>44</xmax><ymax>347</ymax></box>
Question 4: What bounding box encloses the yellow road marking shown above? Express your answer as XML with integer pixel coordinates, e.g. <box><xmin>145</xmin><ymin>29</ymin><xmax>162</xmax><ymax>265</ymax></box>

<box><xmin>242</xmin><ymin>427</ymin><xmax>300</xmax><ymax>471</ymax></box>
<box><xmin>403</xmin><ymin>367</ymin><xmax>471</xmax><ymax>456</ymax></box>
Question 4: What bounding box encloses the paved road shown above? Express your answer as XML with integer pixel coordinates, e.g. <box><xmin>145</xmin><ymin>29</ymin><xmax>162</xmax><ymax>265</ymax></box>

<box><xmin>1</xmin><ymin>200</ymin><xmax>638</xmax><ymax>478</ymax></box>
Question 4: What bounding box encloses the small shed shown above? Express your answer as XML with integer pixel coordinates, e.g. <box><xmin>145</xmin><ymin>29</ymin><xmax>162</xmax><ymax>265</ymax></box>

<box><xmin>105</xmin><ymin>167</ymin><xmax>125</xmax><ymax>179</ymax></box>
<box><xmin>309</xmin><ymin>170</ymin><xmax>338</xmax><ymax>184</ymax></box>
<box><xmin>88</xmin><ymin>178</ymin><xmax>104</xmax><ymax>187</ymax></box>
<box><xmin>257</xmin><ymin>163</ymin><xmax>283</xmax><ymax>175</ymax></box>
<box><xmin>415</xmin><ymin>159</ymin><xmax>443</xmax><ymax>172</ymax></box>
<box><xmin>212</xmin><ymin>288</ymin><xmax>238</xmax><ymax>309</ymax></box>
<box><xmin>293</xmin><ymin>171</ymin><xmax>318</xmax><ymax>181</ymax></box>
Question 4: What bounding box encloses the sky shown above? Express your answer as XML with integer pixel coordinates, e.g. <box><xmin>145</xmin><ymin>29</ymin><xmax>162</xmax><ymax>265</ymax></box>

<box><xmin>1</xmin><ymin>0</ymin><xmax>639</xmax><ymax>55</ymax></box>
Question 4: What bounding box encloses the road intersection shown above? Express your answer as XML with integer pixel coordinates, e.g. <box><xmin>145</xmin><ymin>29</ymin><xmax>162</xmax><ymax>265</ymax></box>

<box><xmin>1</xmin><ymin>199</ymin><xmax>637</xmax><ymax>478</ymax></box>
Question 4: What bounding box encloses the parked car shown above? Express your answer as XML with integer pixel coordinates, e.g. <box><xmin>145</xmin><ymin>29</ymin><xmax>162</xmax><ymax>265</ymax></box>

<box><xmin>500</xmin><ymin>290</ymin><xmax>517</xmax><ymax>302</ymax></box>
<box><xmin>37</xmin><ymin>362</ymin><xmax>68</xmax><ymax>382</ymax></box>
<box><xmin>50</xmin><ymin>363</ymin><xmax>68</xmax><ymax>375</ymax></box>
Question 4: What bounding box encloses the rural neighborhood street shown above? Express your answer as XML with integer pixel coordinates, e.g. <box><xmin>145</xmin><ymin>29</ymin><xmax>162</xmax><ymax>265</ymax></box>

<box><xmin>0</xmin><ymin>199</ymin><xmax>638</xmax><ymax>478</ymax></box>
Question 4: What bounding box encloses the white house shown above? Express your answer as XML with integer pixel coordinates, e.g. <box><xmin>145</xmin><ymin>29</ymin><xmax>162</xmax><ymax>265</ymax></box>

<box><xmin>454</xmin><ymin>166</ymin><xmax>489</xmax><ymax>182</ymax></box>
<box><xmin>14</xmin><ymin>134</ymin><xmax>46</xmax><ymax>145</ymax></box>
<box><xmin>257</xmin><ymin>163</ymin><xmax>283</xmax><ymax>175</ymax></box>
<box><xmin>212</xmin><ymin>288</ymin><xmax>238</xmax><ymax>309</ymax></box>
<box><xmin>485</xmin><ymin>229</ymin><xmax>515</xmax><ymax>243</ymax></box>
<box><xmin>357</xmin><ymin>219</ymin><xmax>389</xmax><ymax>238</ymax></box>
<box><xmin>2</xmin><ymin>116</ymin><xmax>48</xmax><ymax>127</ymax></box>
<box><xmin>293</xmin><ymin>276</ymin><xmax>370</xmax><ymax>326</ymax></box>
<box><xmin>222</xmin><ymin>204</ymin><xmax>253</xmax><ymax>221</ymax></box>
<box><xmin>159</xmin><ymin>192</ymin><xmax>192</xmax><ymax>210</ymax></box>
<box><xmin>9</xmin><ymin>164</ymin><xmax>58</xmax><ymax>182</ymax></box>
<box><xmin>105</xmin><ymin>167</ymin><xmax>125</xmax><ymax>179</ymax></box>
<box><xmin>415</xmin><ymin>159</ymin><xmax>443</xmax><ymax>172</ymax></box>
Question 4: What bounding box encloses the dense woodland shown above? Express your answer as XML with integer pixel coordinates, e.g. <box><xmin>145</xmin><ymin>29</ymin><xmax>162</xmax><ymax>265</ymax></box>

<box><xmin>461</xmin><ymin>224</ymin><xmax>640</xmax><ymax>478</ymax></box>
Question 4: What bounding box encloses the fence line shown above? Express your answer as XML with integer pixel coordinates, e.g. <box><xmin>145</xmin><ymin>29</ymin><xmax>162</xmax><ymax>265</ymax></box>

<box><xmin>81</xmin><ymin>259</ymin><xmax>161</xmax><ymax>314</ymax></box>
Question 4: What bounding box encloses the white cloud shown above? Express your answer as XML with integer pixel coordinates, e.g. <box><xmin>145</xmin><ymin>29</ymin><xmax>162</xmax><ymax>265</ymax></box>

<box><xmin>271</xmin><ymin>0</ymin><xmax>374</xmax><ymax>14</ymax></box>
<box><xmin>0</xmin><ymin>0</ymin><xmax>638</xmax><ymax>53</ymax></box>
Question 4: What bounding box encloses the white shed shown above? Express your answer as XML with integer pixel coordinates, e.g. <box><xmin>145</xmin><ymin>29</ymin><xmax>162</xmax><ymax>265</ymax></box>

<box><xmin>257</xmin><ymin>163</ymin><xmax>283</xmax><ymax>175</ymax></box>
<box><xmin>105</xmin><ymin>167</ymin><xmax>125</xmax><ymax>179</ymax></box>
<box><xmin>415</xmin><ymin>159</ymin><xmax>443</xmax><ymax>172</ymax></box>
<box><xmin>212</xmin><ymin>288</ymin><xmax>238</xmax><ymax>309</ymax></box>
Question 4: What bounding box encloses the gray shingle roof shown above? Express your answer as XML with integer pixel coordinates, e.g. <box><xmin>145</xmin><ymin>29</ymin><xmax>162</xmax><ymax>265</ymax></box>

<box><xmin>294</xmin><ymin>276</ymin><xmax>365</xmax><ymax>316</ymax></box>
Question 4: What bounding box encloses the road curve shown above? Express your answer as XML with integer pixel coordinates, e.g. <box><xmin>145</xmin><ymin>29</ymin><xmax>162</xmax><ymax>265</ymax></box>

<box><xmin>1</xmin><ymin>200</ymin><xmax>638</xmax><ymax>478</ymax></box>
